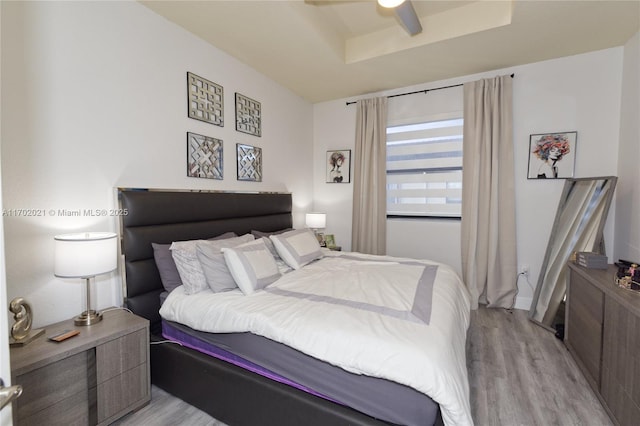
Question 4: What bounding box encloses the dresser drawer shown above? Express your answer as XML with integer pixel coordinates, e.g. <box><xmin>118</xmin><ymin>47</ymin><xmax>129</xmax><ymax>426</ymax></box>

<box><xmin>19</xmin><ymin>388</ymin><xmax>95</xmax><ymax>426</ymax></box>
<box><xmin>567</xmin><ymin>270</ymin><xmax>604</xmax><ymax>388</ymax></box>
<box><xmin>15</xmin><ymin>350</ymin><xmax>95</xmax><ymax>421</ymax></box>
<box><xmin>96</xmin><ymin>328</ymin><xmax>146</xmax><ymax>383</ymax></box>
<box><xmin>97</xmin><ymin>363</ymin><xmax>149</xmax><ymax>423</ymax></box>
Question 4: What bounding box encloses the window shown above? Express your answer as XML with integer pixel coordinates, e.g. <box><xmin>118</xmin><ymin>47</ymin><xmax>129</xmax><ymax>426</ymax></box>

<box><xmin>386</xmin><ymin>117</ymin><xmax>463</xmax><ymax>218</ymax></box>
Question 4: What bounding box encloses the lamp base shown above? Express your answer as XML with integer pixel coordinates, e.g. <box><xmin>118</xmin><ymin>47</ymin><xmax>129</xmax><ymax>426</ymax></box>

<box><xmin>74</xmin><ymin>310</ymin><xmax>102</xmax><ymax>326</ymax></box>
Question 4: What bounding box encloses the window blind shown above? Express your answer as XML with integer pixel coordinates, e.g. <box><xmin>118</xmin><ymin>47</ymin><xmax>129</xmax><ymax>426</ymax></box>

<box><xmin>386</xmin><ymin>118</ymin><xmax>463</xmax><ymax>218</ymax></box>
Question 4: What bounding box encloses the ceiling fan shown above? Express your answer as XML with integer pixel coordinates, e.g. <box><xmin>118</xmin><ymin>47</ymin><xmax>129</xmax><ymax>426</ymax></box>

<box><xmin>306</xmin><ymin>0</ymin><xmax>423</xmax><ymax>36</ymax></box>
<box><xmin>377</xmin><ymin>0</ymin><xmax>422</xmax><ymax>36</ymax></box>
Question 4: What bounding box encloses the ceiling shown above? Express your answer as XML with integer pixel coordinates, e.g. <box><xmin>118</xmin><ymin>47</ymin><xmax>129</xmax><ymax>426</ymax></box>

<box><xmin>140</xmin><ymin>0</ymin><xmax>640</xmax><ymax>103</ymax></box>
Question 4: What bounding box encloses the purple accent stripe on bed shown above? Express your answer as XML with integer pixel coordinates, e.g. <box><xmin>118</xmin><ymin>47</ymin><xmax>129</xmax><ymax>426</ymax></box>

<box><xmin>161</xmin><ymin>322</ymin><xmax>338</xmax><ymax>403</ymax></box>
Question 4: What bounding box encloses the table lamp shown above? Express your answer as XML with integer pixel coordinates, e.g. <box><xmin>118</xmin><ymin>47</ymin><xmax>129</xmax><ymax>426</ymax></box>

<box><xmin>305</xmin><ymin>213</ymin><xmax>326</xmax><ymax>246</ymax></box>
<box><xmin>54</xmin><ymin>232</ymin><xmax>117</xmax><ymax>326</ymax></box>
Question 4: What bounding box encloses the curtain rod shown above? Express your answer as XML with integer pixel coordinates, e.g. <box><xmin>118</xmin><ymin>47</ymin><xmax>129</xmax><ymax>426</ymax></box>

<box><xmin>345</xmin><ymin>73</ymin><xmax>515</xmax><ymax>106</ymax></box>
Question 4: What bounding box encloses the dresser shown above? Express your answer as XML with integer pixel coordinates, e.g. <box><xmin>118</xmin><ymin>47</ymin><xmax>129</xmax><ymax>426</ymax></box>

<box><xmin>565</xmin><ymin>263</ymin><xmax>640</xmax><ymax>426</ymax></box>
<box><xmin>10</xmin><ymin>308</ymin><xmax>150</xmax><ymax>425</ymax></box>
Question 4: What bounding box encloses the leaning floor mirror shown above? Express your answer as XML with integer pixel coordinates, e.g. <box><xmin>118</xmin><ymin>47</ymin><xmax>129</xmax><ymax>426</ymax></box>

<box><xmin>528</xmin><ymin>176</ymin><xmax>617</xmax><ymax>332</ymax></box>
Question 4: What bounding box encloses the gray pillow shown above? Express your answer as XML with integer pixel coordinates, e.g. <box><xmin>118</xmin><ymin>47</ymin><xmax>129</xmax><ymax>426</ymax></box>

<box><xmin>196</xmin><ymin>234</ymin><xmax>255</xmax><ymax>293</ymax></box>
<box><xmin>251</xmin><ymin>228</ymin><xmax>293</xmax><ymax>239</ymax></box>
<box><xmin>152</xmin><ymin>231</ymin><xmax>237</xmax><ymax>293</ymax></box>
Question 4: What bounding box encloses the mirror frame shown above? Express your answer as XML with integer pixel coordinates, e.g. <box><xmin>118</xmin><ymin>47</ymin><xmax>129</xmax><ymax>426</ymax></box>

<box><xmin>528</xmin><ymin>176</ymin><xmax>617</xmax><ymax>331</ymax></box>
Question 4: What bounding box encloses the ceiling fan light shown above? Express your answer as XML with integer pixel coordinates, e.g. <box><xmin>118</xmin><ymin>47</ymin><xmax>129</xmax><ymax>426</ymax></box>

<box><xmin>378</xmin><ymin>0</ymin><xmax>405</xmax><ymax>8</ymax></box>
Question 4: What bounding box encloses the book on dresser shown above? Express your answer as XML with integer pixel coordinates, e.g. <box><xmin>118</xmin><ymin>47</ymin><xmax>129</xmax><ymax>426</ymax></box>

<box><xmin>9</xmin><ymin>308</ymin><xmax>150</xmax><ymax>426</ymax></box>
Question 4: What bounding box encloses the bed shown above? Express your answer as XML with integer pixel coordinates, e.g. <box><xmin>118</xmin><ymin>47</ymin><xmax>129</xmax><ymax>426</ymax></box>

<box><xmin>119</xmin><ymin>188</ymin><xmax>471</xmax><ymax>426</ymax></box>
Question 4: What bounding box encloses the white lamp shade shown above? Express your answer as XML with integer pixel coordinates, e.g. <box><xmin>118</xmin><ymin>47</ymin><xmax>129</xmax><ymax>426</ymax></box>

<box><xmin>378</xmin><ymin>0</ymin><xmax>405</xmax><ymax>8</ymax></box>
<box><xmin>54</xmin><ymin>232</ymin><xmax>117</xmax><ymax>278</ymax></box>
<box><xmin>305</xmin><ymin>213</ymin><xmax>326</xmax><ymax>229</ymax></box>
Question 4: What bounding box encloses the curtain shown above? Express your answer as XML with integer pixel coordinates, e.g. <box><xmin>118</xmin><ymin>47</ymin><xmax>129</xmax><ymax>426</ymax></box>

<box><xmin>352</xmin><ymin>97</ymin><xmax>388</xmax><ymax>255</ymax></box>
<box><xmin>461</xmin><ymin>75</ymin><xmax>517</xmax><ymax>309</ymax></box>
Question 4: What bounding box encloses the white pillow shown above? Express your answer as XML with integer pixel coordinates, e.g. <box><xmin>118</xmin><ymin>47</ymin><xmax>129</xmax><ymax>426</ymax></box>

<box><xmin>269</xmin><ymin>229</ymin><xmax>323</xmax><ymax>270</ymax></box>
<box><xmin>171</xmin><ymin>234</ymin><xmax>254</xmax><ymax>294</ymax></box>
<box><xmin>258</xmin><ymin>236</ymin><xmax>293</xmax><ymax>275</ymax></box>
<box><xmin>221</xmin><ymin>239</ymin><xmax>281</xmax><ymax>295</ymax></box>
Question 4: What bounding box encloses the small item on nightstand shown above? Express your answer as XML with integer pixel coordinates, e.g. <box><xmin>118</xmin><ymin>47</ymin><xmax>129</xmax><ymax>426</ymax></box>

<box><xmin>324</xmin><ymin>234</ymin><xmax>336</xmax><ymax>249</ymax></box>
<box><xmin>48</xmin><ymin>329</ymin><xmax>80</xmax><ymax>342</ymax></box>
<box><xmin>9</xmin><ymin>297</ymin><xmax>45</xmax><ymax>347</ymax></box>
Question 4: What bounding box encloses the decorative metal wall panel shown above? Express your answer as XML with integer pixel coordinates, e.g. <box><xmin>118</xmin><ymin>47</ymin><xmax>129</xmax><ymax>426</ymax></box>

<box><xmin>235</xmin><ymin>93</ymin><xmax>261</xmax><ymax>137</ymax></box>
<box><xmin>236</xmin><ymin>144</ymin><xmax>262</xmax><ymax>182</ymax></box>
<box><xmin>187</xmin><ymin>72</ymin><xmax>224</xmax><ymax>126</ymax></box>
<box><xmin>187</xmin><ymin>132</ymin><xmax>223</xmax><ymax>180</ymax></box>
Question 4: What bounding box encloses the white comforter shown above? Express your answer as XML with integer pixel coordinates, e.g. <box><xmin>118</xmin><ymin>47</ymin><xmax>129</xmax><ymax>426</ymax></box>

<box><xmin>160</xmin><ymin>251</ymin><xmax>473</xmax><ymax>426</ymax></box>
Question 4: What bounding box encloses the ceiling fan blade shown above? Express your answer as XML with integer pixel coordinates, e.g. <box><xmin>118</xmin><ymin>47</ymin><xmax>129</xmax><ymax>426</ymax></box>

<box><xmin>394</xmin><ymin>0</ymin><xmax>422</xmax><ymax>36</ymax></box>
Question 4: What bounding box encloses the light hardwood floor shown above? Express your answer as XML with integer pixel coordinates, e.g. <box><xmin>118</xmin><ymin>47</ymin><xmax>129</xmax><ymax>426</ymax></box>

<box><xmin>114</xmin><ymin>306</ymin><xmax>612</xmax><ymax>426</ymax></box>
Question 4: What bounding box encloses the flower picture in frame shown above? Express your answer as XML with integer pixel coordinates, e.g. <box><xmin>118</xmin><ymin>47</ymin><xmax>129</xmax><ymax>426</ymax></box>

<box><xmin>326</xmin><ymin>149</ymin><xmax>351</xmax><ymax>183</ymax></box>
<box><xmin>527</xmin><ymin>131</ymin><xmax>577</xmax><ymax>179</ymax></box>
<box><xmin>236</xmin><ymin>143</ymin><xmax>262</xmax><ymax>182</ymax></box>
<box><xmin>187</xmin><ymin>132</ymin><xmax>223</xmax><ymax>180</ymax></box>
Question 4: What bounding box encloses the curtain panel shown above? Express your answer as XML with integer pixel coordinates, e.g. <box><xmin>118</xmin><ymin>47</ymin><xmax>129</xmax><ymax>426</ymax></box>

<box><xmin>461</xmin><ymin>75</ymin><xmax>518</xmax><ymax>309</ymax></box>
<box><xmin>352</xmin><ymin>97</ymin><xmax>388</xmax><ymax>255</ymax></box>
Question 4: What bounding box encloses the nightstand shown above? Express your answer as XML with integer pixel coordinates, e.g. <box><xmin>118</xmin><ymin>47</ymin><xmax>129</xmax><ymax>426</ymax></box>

<box><xmin>10</xmin><ymin>308</ymin><xmax>150</xmax><ymax>425</ymax></box>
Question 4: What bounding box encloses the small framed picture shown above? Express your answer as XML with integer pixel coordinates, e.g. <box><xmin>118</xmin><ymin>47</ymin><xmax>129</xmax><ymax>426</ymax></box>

<box><xmin>326</xmin><ymin>150</ymin><xmax>351</xmax><ymax>183</ymax></box>
<box><xmin>186</xmin><ymin>132</ymin><xmax>223</xmax><ymax>180</ymax></box>
<box><xmin>236</xmin><ymin>143</ymin><xmax>262</xmax><ymax>182</ymax></box>
<box><xmin>235</xmin><ymin>93</ymin><xmax>261</xmax><ymax>137</ymax></box>
<box><xmin>324</xmin><ymin>234</ymin><xmax>336</xmax><ymax>248</ymax></box>
<box><xmin>527</xmin><ymin>131</ymin><xmax>577</xmax><ymax>179</ymax></box>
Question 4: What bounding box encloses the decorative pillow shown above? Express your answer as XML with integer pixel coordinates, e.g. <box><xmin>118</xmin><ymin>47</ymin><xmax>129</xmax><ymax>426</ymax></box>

<box><xmin>152</xmin><ymin>243</ymin><xmax>183</xmax><ymax>294</ymax></box>
<box><xmin>170</xmin><ymin>240</ymin><xmax>209</xmax><ymax>295</ymax></box>
<box><xmin>221</xmin><ymin>239</ymin><xmax>281</xmax><ymax>295</ymax></box>
<box><xmin>152</xmin><ymin>231</ymin><xmax>237</xmax><ymax>293</ymax></box>
<box><xmin>269</xmin><ymin>229</ymin><xmax>323</xmax><ymax>270</ymax></box>
<box><xmin>251</xmin><ymin>228</ymin><xmax>293</xmax><ymax>239</ymax></box>
<box><xmin>170</xmin><ymin>233</ymin><xmax>250</xmax><ymax>295</ymax></box>
<box><xmin>258</xmin><ymin>236</ymin><xmax>292</xmax><ymax>275</ymax></box>
<box><xmin>196</xmin><ymin>234</ymin><xmax>256</xmax><ymax>293</ymax></box>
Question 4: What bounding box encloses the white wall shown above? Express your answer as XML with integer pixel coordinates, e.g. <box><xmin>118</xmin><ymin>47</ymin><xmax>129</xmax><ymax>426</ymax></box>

<box><xmin>614</xmin><ymin>32</ymin><xmax>640</xmax><ymax>262</ymax></box>
<box><xmin>1</xmin><ymin>1</ymin><xmax>313</xmax><ymax>327</ymax></box>
<box><xmin>313</xmin><ymin>47</ymin><xmax>625</xmax><ymax>310</ymax></box>
<box><xmin>0</xmin><ymin>4</ymin><xmax>15</xmax><ymax>424</ymax></box>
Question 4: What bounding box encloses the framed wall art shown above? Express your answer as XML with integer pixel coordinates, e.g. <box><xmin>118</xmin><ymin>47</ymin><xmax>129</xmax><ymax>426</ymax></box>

<box><xmin>187</xmin><ymin>72</ymin><xmax>224</xmax><ymax>126</ymax></box>
<box><xmin>527</xmin><ymin>131</ymin><xmax>577</xmax><ymax>179</ymax></box>
<box><xmin>187</xmin><ymin>132</ymin><xmax>223</xmax><ymax>180</ymax></box>
<box><xmin>326</xmin><ymin>149</ymin><xmax>351</xmax><ymax>183</ymax></box>
<box><xmin>237</xmin><ymin>143</ymin><xmax>262</xmax><ymax>182</ymax></box>
<box><xmin>235</xmin><ymin>93</ymin><xmax>261</xmax><ymax>137</ymax></box>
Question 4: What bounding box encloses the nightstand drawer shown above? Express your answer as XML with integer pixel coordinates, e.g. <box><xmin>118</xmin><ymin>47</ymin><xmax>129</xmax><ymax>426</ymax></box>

<box><xmin>97</xmin><ymin>363</ymin><xmax>148</xmax><ymax>423</ymax></box>
<box><xmin>96</xmin><ymin>328</ymin><xmax>146</xmax><ymax>383</ymax></box>
<box><xmin>20</xmin><ymin>388</ymin><xmax>94</xmax><ymax>426</ymax></box>
<box><xmin>16</xmin><ymin>351</ymin><xmax>95</xmax><ymax>421</ymax></box>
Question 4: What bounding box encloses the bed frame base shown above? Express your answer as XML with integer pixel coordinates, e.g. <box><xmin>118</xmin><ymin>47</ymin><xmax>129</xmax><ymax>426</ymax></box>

<box><xmin>150</xmin><ymin>337</ymin><xmax>394</xmax><ymax>426</ymax></box>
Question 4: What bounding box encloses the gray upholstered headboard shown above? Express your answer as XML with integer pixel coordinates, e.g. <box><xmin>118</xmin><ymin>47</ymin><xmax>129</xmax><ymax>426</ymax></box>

<box><xmin>118</xmin><ymin>188</ymin><xmax>292</xmax><ymax>334</ymax></box>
